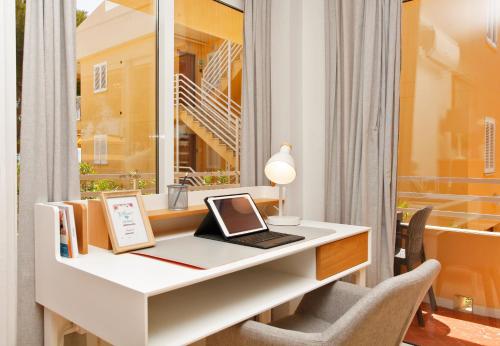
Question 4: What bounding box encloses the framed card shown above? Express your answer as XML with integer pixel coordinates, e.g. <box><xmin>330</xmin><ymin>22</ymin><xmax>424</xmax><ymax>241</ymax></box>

<box><xmin>100</xmin><ymin>190</ymin><xmax>155</xmax><ymax>254</ymax></box>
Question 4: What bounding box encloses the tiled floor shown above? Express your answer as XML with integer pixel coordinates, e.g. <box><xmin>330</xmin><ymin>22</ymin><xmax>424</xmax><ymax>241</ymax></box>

<box><xmin>404</xmin><ymin>304</ymin><xmax>500</xmax><ymax>346</ymax></box>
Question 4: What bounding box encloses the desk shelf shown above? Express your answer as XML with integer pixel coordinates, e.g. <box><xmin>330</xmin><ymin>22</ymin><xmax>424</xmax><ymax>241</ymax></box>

<box><xmin>147</xmin><ymin>198</ymin><xmax>278</xmax><ymax>221</ymax></box>
<box><xmin>148</xmin><ymin>266</ymin><xmax>315</xmax><ymax>345</ymax></box>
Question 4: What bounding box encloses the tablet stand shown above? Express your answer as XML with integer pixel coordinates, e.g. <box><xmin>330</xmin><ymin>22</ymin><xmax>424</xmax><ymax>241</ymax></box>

<box><xmin>194</xmin><ymin>211</ymin><xmax>227</xmax><ymax>241</ymax></box>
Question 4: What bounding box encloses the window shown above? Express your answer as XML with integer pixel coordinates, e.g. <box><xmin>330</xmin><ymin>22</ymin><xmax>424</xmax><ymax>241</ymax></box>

<box><xmin>93</xmin><ymin>62</ymin><xmax>107</xmax><ymax>93</ymax></box>
<box><xmin>485</xmin><ymin>117</ymin><xmax>496</xmax><ymax>174</ymax></box>
<box><xmin>15</xmin><ymin>0</ymin><xmax>245</xmax><ymax>198</ymax></box>
<box><xmin>399</xmin><ymin>0</ymin><xmax>500</xmax><ymax>232</ymax></box>
<box><xmin>77</xmin><ymin>0</ymin><xmax>157</xmax><ymax>197</ymax></box>
<box><xmin>173</xmin><ymin>0</ymin><xmax>243</xmax><ymax>188</ymax></box>
<box><xmin>93</xmin><ymin>134</ymin><xmax>108</xmax><ymax>165</ymax></box>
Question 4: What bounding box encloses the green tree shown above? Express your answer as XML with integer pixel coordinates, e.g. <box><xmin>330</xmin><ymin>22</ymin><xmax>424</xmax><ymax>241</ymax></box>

<box><xmin>76</xmin><ymin>10</ymin><xmax>87</xmax><ymax>27</ymax></box>
<box><xmin>16</xmin><ymin>0</ymin><xmax>26</xmax><ymax>152</ymax></box>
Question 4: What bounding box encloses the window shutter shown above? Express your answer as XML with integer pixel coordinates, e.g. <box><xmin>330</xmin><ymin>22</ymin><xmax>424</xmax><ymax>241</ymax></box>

<box><xmin>485</xmin><ymin>117</ymin><xmax>496</xmax><ymax>174</ymax></box>
<box><xmin>100</xmin><ymin>63</ymin><xmax>107</xmax><ymax>90</ymax></box>
<box><xmin>94</xmin><ymin>134</ymin><xmax>108</xmax><ymax>165</ymax></box>
<box><xmin>93</xmin><ymin>65</ymin><xmax>101</xmax><ymax>92</ymax></box>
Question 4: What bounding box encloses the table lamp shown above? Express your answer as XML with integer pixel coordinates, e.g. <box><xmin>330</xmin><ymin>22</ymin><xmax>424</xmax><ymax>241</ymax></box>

<box><xmin>264</xmin><ymin>144</ymin><xmax>301</xmax><ymax>226</ymax></box>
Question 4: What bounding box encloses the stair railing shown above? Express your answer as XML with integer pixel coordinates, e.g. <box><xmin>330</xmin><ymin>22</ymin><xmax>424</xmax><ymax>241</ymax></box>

<box><xmin>174</xmin><ymin>74</ymin><xmax>241</xmax><ymax>167</ymax></box>
<box><xmin>203</xmin><ymin>40</ymin><xmax>242</xmax><ymax>90</ymax></box>
<box><xmin>177</xmin><ymin>166</ymin><xmax>205</xmax><ymax>186</ymax></box>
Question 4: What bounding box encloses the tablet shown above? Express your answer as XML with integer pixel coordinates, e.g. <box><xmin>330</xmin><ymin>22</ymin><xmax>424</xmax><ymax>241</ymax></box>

<box><xmin>205</xmin><ymin>194</ymin><xmax>268</xmax><ymax>238</ymax></box>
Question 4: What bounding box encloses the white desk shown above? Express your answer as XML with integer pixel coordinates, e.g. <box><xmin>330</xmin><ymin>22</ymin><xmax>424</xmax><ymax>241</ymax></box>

<box><xmin>35</xmin><ymin>187</ymin><xmax>371</xmax><ymax>346</ymax></box>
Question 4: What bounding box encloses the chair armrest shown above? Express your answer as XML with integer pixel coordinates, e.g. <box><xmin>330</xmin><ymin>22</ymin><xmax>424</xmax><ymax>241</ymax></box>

<box><xmin>297</xmin><ymin>281</ymin><xmax>371</xmax><ymax>323</ymax></box>
<box><xmin>206</xmin><ymin>320</ymin><xmax>324</xmax><ymax>346</ymax></box>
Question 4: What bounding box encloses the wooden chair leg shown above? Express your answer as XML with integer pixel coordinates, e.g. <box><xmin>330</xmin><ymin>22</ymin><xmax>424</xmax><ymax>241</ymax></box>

<box><xmin>416</xmin><ymin>306</ymin><xmax>425</xmax><ymax>327</ymax></box>
<box><xmin>394</xmin><ymin>261</ymin><xmax>400</xmax><ymax>276</ymax></box>
<box><xmin>428</xmin><ymin>286</ymin><xmax>438</xmax><ymax>312</ymax></box>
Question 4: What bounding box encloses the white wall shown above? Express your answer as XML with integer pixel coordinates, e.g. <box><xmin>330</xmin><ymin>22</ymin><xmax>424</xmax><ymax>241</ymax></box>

<box><xmin>271</xmin><ymin>0</ymin><xmax>325</xmax><ymax>221</ymax></box>
<box><xmin>0</xmin><ymin>0</ymin><xmax>18</xmax><ymax>344</ymax></box>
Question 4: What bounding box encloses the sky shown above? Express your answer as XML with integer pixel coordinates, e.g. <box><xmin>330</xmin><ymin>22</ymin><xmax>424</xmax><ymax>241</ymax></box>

<box><xmin>77</xmin><ymin>0</ymin><xmax>105</xmax><ymax>14</ymax></box>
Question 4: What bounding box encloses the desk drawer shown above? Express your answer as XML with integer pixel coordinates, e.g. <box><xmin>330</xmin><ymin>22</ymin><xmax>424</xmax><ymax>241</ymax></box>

<box><xmin>316</xmin><ymin>232</ymin><xmax>368</xmax><ymax>280</ymax></box>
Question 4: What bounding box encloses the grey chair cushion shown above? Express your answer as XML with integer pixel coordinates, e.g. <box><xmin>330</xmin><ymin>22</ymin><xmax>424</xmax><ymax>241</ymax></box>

<box><xmin>271</xmin><ymin>313</ymin><xmax>331</xmax><ymax>333</ymax></box>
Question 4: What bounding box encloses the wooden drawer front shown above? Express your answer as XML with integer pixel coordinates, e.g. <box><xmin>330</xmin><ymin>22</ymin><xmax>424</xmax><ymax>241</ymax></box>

<box><xmin>316</xmin><ymin>232</ymin><xmax>368</xmax><ymax>280</ymax></box>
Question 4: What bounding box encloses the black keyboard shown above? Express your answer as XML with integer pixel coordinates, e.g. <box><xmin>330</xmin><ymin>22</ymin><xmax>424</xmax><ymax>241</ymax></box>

<box><xmin>232</xmin><ymin>231</ymin><xmax>287</xmax><ymax>245</ymax></box>
<box><xmin>229</xmin><ymin>231</ymin><xmax>305</xmax><ymax>249</ymax></box>
<box><xmin>197</xmin><ymin>231</ymin><xmax>305</xmax><ymax>249</ymax></box>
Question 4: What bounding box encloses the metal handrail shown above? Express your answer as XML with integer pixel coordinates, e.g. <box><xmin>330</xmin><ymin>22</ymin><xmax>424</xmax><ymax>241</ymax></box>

<box><xmin>398</xmin><ymin>175</ymin><xmax>500</xmax><ymax>184</ymax></box>
<box><xmin>178</xmin><ymin>87</ymin><xmax>238</xmax><ymax>132</ymax></box>
<box><xmin>203</xmin><ymin>40</ymin><xmax>242</xmax><ymax>90</ymax></box>
<box><xmin>204</xmin><ymin>41</ymin><xmax>231</xmax><ymax>84</ymax></box>
<box><xmin>177</xmin><ymin>166</ymin><xmax>205</xmax><ymax>186</ymax></box>
<box><xmin>204</xmin><ymin>40</ymin><xmax>229</xmax><ymax>83</ymax></box>
<box><xmin>174</xmin><ymin>74</ymin><xmax>240</xmax><ymax>152</ymax></box>
<box><xmin>178</xmin><ymin>74</ymin><xmax>240</xmax><ymax>121</ymax></box>
<box><xmin>201</xmin><ymin>79</ymin><xmax>241</xmax><ymax>113</ymax></box>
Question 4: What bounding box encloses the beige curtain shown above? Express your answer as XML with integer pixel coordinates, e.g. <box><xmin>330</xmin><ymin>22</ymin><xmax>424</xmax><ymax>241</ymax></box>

<box><xmin>240</xmin><ymin>0</ymin><xmax>272</xmax><ymax>186</ymax></box>
<box><xmin>324</xmin><ymin>0</ymin><xmax>401</xmax><ymax>286</ymax></box>
<box><xmin>18</xmin><ymin>0</ymin><xmax>80</xmax><ymax>344</ymax></box>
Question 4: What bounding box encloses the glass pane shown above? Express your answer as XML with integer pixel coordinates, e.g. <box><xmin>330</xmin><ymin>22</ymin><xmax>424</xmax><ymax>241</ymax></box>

<box><xmin>173</xmin><ymin>0</ymin><xmax>243</xmax><ymax>189</ymax></box>
<box><xmin>399</xmin><ymin>0</ymin><xmax>500</xmax><ymax>321</ymax></box>
<box><xmin>399</xmin><ymin>0</ymin><xmax>500</xmax><ymax>232</ymax></box>
<box><xmin>76</xmin><ymin>0</ymin><xmax>157</xmax><ymax>198</ymax></box>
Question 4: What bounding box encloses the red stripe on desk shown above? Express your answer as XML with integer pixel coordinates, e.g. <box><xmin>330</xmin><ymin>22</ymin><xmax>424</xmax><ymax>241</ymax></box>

<box><xmin>131</xmin><ymin>253</ymin><xmax>206</xmax><ymax>270</ymax></box>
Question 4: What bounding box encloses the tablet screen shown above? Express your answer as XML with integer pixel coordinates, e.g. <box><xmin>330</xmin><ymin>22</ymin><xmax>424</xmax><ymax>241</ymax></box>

<box><xmin>207</xmin><ymin>194</ymin><xmax>268</xmax><ymax>237</ymax></box>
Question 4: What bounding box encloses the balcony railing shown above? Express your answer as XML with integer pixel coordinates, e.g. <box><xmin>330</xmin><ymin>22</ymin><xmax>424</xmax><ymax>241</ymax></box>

<box><xmin>397</xmin><ymin>175</ymin><xmax>500</xmax><ymax>232</ymax></box>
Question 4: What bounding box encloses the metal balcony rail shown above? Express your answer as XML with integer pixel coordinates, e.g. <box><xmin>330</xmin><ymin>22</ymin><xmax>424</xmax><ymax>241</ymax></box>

<box><xmin>397</xmin><ymin>175</ymin><xmax>500</xmax><ymax>230</ymax></box>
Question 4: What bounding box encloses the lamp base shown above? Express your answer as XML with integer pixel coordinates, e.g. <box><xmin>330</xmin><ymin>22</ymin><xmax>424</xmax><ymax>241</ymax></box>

<box><xmin>267</xmin><ymin>215</ymin><xmax>301</xmax><ymax>226</ymax></box>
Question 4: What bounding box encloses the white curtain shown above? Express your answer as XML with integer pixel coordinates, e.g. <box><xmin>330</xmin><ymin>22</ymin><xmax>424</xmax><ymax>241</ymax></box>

<box><xmin>0</xmin><ymin>0</ymin><xmax>18</xmax><ymax>344</ymax></box>
<box><xmin>324</xmin><ymin>0</ymin><xmax>401</xmax><ymax>286</ymax></box>
<box><xmin>240</xmin><ymin>0</ymin><xmax>272</xmax><ymax>186</ymax></box>
<box><xmin>18</xmin><ymin>0</ymin><xmax>80</xmax><ymax>344</ymax></box>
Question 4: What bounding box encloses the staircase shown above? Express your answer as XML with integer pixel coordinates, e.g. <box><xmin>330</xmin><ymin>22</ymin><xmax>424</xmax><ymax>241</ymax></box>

<box><xmin>202</xmin><ymin>40</ymin><xmax>242</xmax><ymax>93</ymax></box>
<box><xmin>174</xmin><ymin>73</ymin><xmax>241</xmax><ymax>170</ymax></box>
<box><xmin>178</xmin><ymin>109</ymin><xmax>236</xmax><ymax>166</ymax></box>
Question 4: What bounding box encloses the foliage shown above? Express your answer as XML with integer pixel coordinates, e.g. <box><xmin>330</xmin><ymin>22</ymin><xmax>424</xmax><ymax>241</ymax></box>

<box><xmin>397</xmin><ymin>199</ymin><xmax>411</xmax><ymax>222</ymax></box>
<box><xmin>79</xmin><ymin>162</ymin><xmax>95</xmax><ymax>175</ymax></box>
<box><xmin>216</xmin><ymin>172</ymin><xmax>229</xmax><ymax>184</ymax></box>
<box><xmin>203</xmin><ymin>175</ymin><xmax>213</xmax><ymax>185</ymax></box>
<box><xmin>202</xmin><ymin>171</ymin><xmax>230</xmax><ymax>185</ymax></box>
<box><xmin>92</xmin><ymin>179</ymin><xmax>120</xmax><ymax>192</ymax></box>
<box><xmin>137</xmin><ymin>179</ymin><xmax>156</xmax><ymax>191</ymax></box>
<box><xmin>16</xmin><ymin>0</ymin><xmax>25</xmax><ymax>108</ymax></box>
<box><xmin>76</xmin><ymin>10</ymin><xmax>87</xmax><ymax>27</ymax></box>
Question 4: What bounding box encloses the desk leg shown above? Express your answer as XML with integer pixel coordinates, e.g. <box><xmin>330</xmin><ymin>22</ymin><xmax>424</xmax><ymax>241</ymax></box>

<box><xmin>353</xmin><ymin>268</ymin><xmax>367</xmax><ymax>287</ymax></box>
<box><xmin>44</xmin><ymin>308</ymin><xmax>71</xmax><ymax>346</ymax></box>
<box><xmin>255</xmin><ymin>310</ymin><xmax>272</xmax><ymax>324</ymax></box>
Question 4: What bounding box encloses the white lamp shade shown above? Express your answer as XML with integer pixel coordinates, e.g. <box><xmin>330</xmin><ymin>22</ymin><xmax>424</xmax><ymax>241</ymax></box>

<box><xmin>264</xmin><ymin>144</ymin><xmax>296</xmax><ymax>185</ymax></box>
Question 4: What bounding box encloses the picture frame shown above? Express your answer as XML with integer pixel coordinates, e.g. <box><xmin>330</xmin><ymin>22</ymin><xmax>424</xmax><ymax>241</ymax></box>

<box><xmin>100</xmin><ymin>190</ymin><xmax>155</xmax><ymax>254</ymax></box>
